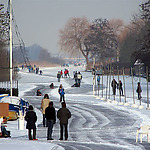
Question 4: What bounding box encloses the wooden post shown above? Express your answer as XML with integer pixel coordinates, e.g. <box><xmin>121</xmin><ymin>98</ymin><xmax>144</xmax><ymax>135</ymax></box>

<box><xmin>139</xmin><ymin>65</ymin><xmax>141</xmax><ymax>83</ymax></box>
<box><xmin>95</xmin><ymin>72</ymin><xmax>97</xmax><ymax>96</ymax></box>
<box><xmin>93</xmin><ymin>75</ymin><xmax>95</xmax><ymax>96</ymax></box>
<box><xmin>112</xmin><ymin>67</ymin><xmax>115</xmax><ymax>100</ymax></box>
<box><xmin>123</xmin><ymin>68</ymin><xmax>126</xmax><ymax>103</ymax></box>
<box><xmin>93</xmin><ymin>58</ymin><xmax>95</xmax><ymax>96</ymax></box>
<box><xmin>117</xmin><ymin>66</ymin><xmax>121</xmax><ymax>102</ymax></box>
<box><xmin>98</xmin><ymin>79</ymin><xmax>100</xmax><ymax>97</ymax></box>
<box><xmin>106</xmin><ymin>66</ymin><xmax>109</xmax><ymax>100</ymax></box>
<box><xmin>146</xmin><ymin>66</ymin><xmax>149</xmax><ymax>108</ymax></box>
<box><xmin>102</xmin><ymin>68</ymin><xmax>104</xmax><ymax>97</ymax></box>
<box><xmin>131</xmin><ymin>67</ymin><xmax>135</xmax><ymax>104</ymax></box>
<box><xmin>108</xmin><ymin>66</ymin><xmax>111</xmax><ymax>99</ymax></box>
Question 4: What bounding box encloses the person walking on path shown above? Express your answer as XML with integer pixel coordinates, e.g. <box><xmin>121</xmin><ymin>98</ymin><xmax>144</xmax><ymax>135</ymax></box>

<box><xmin>136</xmin><ymin>82</ymin><xmax>142</xmax><ymax>100</ymax></box>
<box><xmin>58</xmin><ymin>84</ymin><xmax>65</xmax><ymax>102</ymax></box>
<box><xmin>118</xmin><ymin>80</ymin><xmax>123</xmax><ymax>96</ymax></box>
<box><xmin>41</xmin><ymin>94</ymin><xmax>50</xmax><ymax>127</ymax></box>
<box><xmin>60</xmin><ymin>70</ymin><xmax>63</xmax><ymax>78</ymax></box>
<box><xmin>45</xmin><ymin>101</ymin><xmax>56</xmax><ymax>140</ymax></box>
<box><xmin>57</xmin><ymin>71</ymin><xmax>61</xmax><ymax>82</ymax></box>
<box><xmin>111</xmin><ymin>79</ymin><xmax>118</xmax><ymax>95</ymax></box>
<box><xmin>57</xmin><ymin>102</ymin><xmax>71</xmax><ymax>140</ymax></box>
<box><xmin>25</xmin><ymin>105</ymin><xmax>37</xmax><ymax>140</ymax></box>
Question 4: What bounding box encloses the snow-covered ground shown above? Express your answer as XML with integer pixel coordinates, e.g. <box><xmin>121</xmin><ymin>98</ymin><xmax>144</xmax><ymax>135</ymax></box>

<box><xmin>1</xmin><ymin>65</ymin><xmax>150</xmax><ymax>150</ymax></box>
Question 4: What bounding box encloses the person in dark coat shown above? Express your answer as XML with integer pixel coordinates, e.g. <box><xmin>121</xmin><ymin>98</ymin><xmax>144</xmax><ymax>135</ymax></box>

<box><xmin>58</xmin><ymin>84</ymin><xmax>65</xmax><ymax>102</ymax></box>
<box><xmin>37</xmin><ymin>89</ymin><xmax>42</xmax><ymax>96</ymax></box>
<box><xmin>111</xmin><ymin>79</ymin><xmax>118</xmax><ymax>95</ymax></box>
<box><xmin>136</xmin><ymin>82</ymin><xmax>142</xmax><ymax>100</ymax></box>
<box><xmin>25</xmin><ymin>105</ymin><xmax>37</xmax><ymax>140</ymax></box>
<box><xmin>118</xmin><ymin>80</ymin><xmax>123</xmax><ymax>96</ymax></box>
<box><xmin>57</xmin><ymin>102</ymin><xmax>71</xmax><ymax>140</ymax></box>
<box><xmin>57</xmin><ymin>71</ymin><xmax>61</xmax><ymax>82</ymax></box>
<box><xmin>74</xmin><ymin>71</ymin><xmax>78</xmax><ymax>84</ymax></box>
<box><xmin>50</xmin><ymin>83</ymin><xmax>54</xmax><ymax>89</ymax></box>
<box><xmin>45</xmin><ymin>101</ymin><xmax>56</xmax><ymax>140</ymax></box>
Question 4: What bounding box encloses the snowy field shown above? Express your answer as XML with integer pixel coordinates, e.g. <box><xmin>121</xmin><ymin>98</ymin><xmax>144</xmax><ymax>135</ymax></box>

<box><xmin>1</xmin><ymin>65</ymin><xmax>150</xmax><ymax>150</ymax></box>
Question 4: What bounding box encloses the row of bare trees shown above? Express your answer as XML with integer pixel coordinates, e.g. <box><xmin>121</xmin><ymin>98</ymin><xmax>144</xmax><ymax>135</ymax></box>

<box><xmin>59</xmin><ymin>0</ymin><xmax>150</xmax><ymax>71</ymax></box>
<box><xmin>59</xmin><ymin>17</ymin><xmax>118</xmax><ymax>69</ymax></box>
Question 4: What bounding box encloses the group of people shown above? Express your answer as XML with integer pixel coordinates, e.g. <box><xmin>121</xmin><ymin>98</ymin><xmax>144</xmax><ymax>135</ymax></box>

<box><xmin>57</xmin><ymin>69</ymin><xmax>70</xmax><ymax>82</ymax></box>
<box><xmin>25</xmin><ymin>93</ymin><xmax>71</xmax><ymax>141</ymax></box>
<box><xmin>111</xmin><ymin>78</ymin><xmax>142</xmax><ymax>99</ymax></box>
<box><xmin>72</xmin><ymin>71</ymin><xmax>82</xmax><ymax>87</ymax></box>
<box><xmin>27</xmin><ymin>65</ymin><xmax>43</xmax><ymax>75</ymax></box>
<box><xmin>111</xmin><ymin>79</ymin><xmax>124</xmax><ymax>96</ymax></box>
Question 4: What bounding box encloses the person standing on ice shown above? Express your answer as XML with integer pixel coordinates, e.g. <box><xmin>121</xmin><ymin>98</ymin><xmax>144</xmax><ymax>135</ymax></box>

<box><xmin>45</xmin><ymin>101</ymin><xmax>56</xmax><ymax>140</ymax></box>
<box><xmin>111</xmin><ymin>79</ymin><xmax>118</xmax><ymax>95</ymax></box>
<box><xmin>74</xmin><ymin>71</ymin><xmax>78</xmax><ymax>84</ymax></box>
<box><xmin>77</xmin><ymin>72</ymin><xmax>82</xmax><ymax>87</ymax></box>
<box><xmin>60</xmin><ymin>70</ymin><xmax>63</xmax><ymax>78</ymax></box>
<box><xmin>41</xmin><ymin>94</ymin><xmax>50</xmax><ymax>127</ymax></box>
<box><xmin>136</xmin><ymin>82</ymin><xmax>142</xmax><ymax>100</ymax></box>
<box><xmin>97</xmin><ymin>74</ymin><xmax>100</xmax><ymax>85</ymax></box>
<box><xmin>57</xmin><ymin>102</ymin><xmax>71</xmax><ymax>140</ymax></box>
<box><xmin>58</xmin><ymin>84</ymin><xmax>65</xmax><ymax>102</ymax></box>
<box><xmin>57</xmin><ymin>71</ymin><xmax>61</xmax><ymax>82</ymax></box>
<box><xmin>118</xmin><ymin>80</ymin><xmax>123</xmax><ymax>96</ymax></box>
<box><xmin>25</xmin><ymin>105</ymin><xmax>37</xmax><ymax>140</ymax></box>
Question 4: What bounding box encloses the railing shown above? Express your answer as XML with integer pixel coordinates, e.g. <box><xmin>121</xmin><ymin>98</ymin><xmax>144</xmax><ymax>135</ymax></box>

<box><xmin>0</xmin><ymin>81</ymin><xmax>18</xmax><ymax>96</ymax></box>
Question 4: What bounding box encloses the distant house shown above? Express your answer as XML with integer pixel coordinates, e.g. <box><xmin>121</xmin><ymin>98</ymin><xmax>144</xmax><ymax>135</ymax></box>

<box><xmin>134</xmin><ymin>59</ymin><xmax>145</xmax><ymax>77</ymax></box>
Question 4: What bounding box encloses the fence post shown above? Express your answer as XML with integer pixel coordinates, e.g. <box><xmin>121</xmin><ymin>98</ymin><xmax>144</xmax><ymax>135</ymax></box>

<box><xmin>117</xmin><ymin>66</ymin><xmax>121</xmax><ymax>103</ymax></box>
<box><xmin>106</xmin><ymin>66</ymin><xmax>109</xmax><ymax>100</ymax></box>
<box><xmin>102</xmin><ymin>68</ymin><xmax>104</xmax><ymax>98</ymax></box>
<box><xmin>112</xmin><ymin>67</ymin><xmax>115</xmax><ymax>101</ymax></box>
<box><xmin>123</xmin><ymin>68</ymin><xmax>127</xmax><ymax>103</ymax></box>
<box><xmin>108</xmin><ymin>66</ymin><xmax>111</xmax><ymax>99</ymax></box>
<box><xmin>131</xmin><ymin>67</ymin><xmax>135</xmax><ymax>104</ymax></box>
<box><xmin>146</xmin><ymin>66</ymin><xmax>149</xmax><ymax>109</ymax></box>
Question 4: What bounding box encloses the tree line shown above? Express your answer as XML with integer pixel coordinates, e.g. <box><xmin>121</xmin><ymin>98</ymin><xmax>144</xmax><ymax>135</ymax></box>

<box><xmin>59</xmin><ymin>0</ymin><xmax>150</xmax><ymax>71</ymax></box>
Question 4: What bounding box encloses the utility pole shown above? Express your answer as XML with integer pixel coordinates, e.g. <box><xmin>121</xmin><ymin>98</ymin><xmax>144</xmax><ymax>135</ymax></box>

<box><xmin>9</xmin><ymin>0</ymin><xmax>13</xmax><ymax>97</ymax></box>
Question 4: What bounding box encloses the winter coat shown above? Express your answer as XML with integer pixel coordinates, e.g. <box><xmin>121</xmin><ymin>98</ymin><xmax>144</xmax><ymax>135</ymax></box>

<box><xmin>118</xmin><ymin>82</ymin><xmax>122</xmax><ymax>89</ymax></box>
<box><xmin>57</xmin><ymin>73</ymin><xmax>61</xmax><ymax>78</ymax></box>
<box><xmin>77</xmin><ymin>73</ymin><xmax>82</xmax><ymax>80</ymax></box>
<box><xmin>45</xmin><ymin>106</ymin><xmax>56</xmax><ymax>122</ymax></box>
<box><xmin>25</xmin><ymin>110</ymin><xmax>37</xmax><ymax>129</ymax></box>
<box><xmin>41</xmin><ymin>98</ymin><xmax>51</xmax><ymax>114</ymax></box>
<box><xmin>111</xmin><ymin>80</ymin><xmax>117</xmax><ymax>88</ymax></box>
<box><xmin>57</xmin><ymin>107</ymin><xmax>71</xmax><ymax>125</ymax></box>
<box><xmin>136</xmin><ymin>85</ymin><xmax>142</xmax><ymax>93</ymax></box>
<box><xmin>58</xmin><ymin>88</ymin><xmax>65</xmax><ymax>96</ymax></box>
<box><xmin>74</xmin><ymin>73</ymin><xmax>78</xmax><ymax>79</ymax></box>
<box><xmin>97</xmin><ymin>76</ymin><xmax>100</xmax><ymax>82</ymax></box>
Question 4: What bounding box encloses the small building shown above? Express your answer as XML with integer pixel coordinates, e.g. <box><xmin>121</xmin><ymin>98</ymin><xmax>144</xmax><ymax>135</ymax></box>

<box><xmin>134</xmin><ymin>59</ymin><xmax>145</xmax><ymax>77</ymax></box>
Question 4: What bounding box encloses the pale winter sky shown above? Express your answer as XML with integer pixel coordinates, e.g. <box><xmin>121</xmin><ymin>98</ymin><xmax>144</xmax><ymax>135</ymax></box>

<box><xmin>1</xmin><ymin>0</ymin><xmax>144</xmax><ymax>56</ymax></box>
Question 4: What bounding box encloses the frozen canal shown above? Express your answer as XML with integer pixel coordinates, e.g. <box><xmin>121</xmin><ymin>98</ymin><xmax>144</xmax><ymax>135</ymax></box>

<box><xmin>17</xmin><ymin>65</ymin><xmax>150</xmax><ymax>149</ymax></box>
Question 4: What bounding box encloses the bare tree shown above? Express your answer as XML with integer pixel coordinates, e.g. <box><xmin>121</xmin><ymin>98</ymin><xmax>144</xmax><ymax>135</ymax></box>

<box><xmin>109</xmin><ymin>19</ymin><xmax>124</xmax><ymax>37</ymax></box>
<box><xmin>85</xmin><ymin>18</ymin><xmax>118</xmax><ymax>65</ymax></box>
<box><xmin>59</xmin><ymin>17</ymin><xmax>91</xmax><ymax>67</ymax></box>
